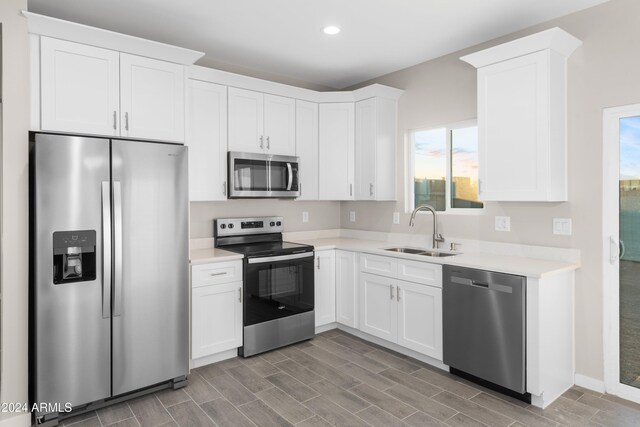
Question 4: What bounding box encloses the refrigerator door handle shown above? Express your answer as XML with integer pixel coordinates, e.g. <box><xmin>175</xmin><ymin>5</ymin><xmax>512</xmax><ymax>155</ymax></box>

<box><xmin>113</xmin><ymin>181</ymin><xmax>123</xmax><ymax>317</ymax></box>
<box><xmin>102</xmin><ymin>181</ymin><xmax>112</xmax><ymax>319</ymax></box>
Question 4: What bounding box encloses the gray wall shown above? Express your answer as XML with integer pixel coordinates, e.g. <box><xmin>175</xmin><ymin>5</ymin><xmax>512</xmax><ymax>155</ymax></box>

<box><xmin>341</xmin><ymin>0</ymin><xmax>640</xmax><ymax>382</ymax></box>
<box><xmin>190</xmin><ymin>200</ymin><xmax>341</xmax><ymax>238</ymax></box>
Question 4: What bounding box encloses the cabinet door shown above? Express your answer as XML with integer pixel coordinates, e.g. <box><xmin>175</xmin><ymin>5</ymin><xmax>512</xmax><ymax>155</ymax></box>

<box><xmin>264</xmin><ymin>94</ymin><xmax>296</xmax><ymax>156</ymax></box>
<box><xmin>355</xmin><ymin>98</ymin><xmax>377</xmax><ymax>200</ymax></box>
<box><xmin>336</xmin><ymin>250</ymin><xmax>358</xmax><ymax>328</ymax></box>
<box><xmin>478</xmin><ymin>50</ymin><xmax>550</xmax><ymax>201</ymax></box>
<box><xmin>314</xmin><ymin>250</ymin><xmax>336</xmax><ymax>327</ymax></box>
<box><xmin>397</xmin><ymin>281</ymin><xmax>442</xmax><ymax>360</ymax></box>
<box><xmin>187</xmin><ymin>80</ymin><xmax>228</xmax><ymax>201</ymax></box>
<box><xmin>319</xmin><ymin>103</ymin><xmax>355</xmax><ymax>200</ymax></box>
<box><xmin>40</xmin><ymin>37</ymin><xmax>120</xmax><ymax>136</ymax></box>
<box><xmin>296</xmin><ymin>100</ymin><xmax>319</xmax><ymax>200</ymax></box>
<box><xmin>120</xmin><ymin>53</ymin><xmax>185</xmax><ymax>142</ymax></box>
<box><xmin>192</xmin><ymin>282</ymin><xmax>243</xmax><ymax>359</ymax></box>
<box><xmin>228</xmin><ymin>87</ymin><xmax>264</xmax><ymax>153</ymax></box>
<box><xmin>359</xmin><ymin>273</ymin><xmax>397</xmax><ymax>342</ymax></box>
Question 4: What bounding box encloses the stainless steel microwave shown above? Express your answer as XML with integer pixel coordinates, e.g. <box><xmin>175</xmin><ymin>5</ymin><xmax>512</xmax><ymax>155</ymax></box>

<box><xmin>228</xmin><ymin>152</ymin><xmax>300</xmax><ymax>198</ymax></box>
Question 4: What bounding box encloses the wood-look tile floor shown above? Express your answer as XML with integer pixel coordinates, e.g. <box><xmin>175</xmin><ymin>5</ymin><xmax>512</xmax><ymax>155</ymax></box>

<box><xmin>61</xmin><ymin>329</ymin><xmax>640</xmax><ymax>427</ymax></box>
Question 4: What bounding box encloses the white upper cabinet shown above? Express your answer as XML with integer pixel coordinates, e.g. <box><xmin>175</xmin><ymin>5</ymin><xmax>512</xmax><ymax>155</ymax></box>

<box><xmin>186</xmin><ymin>79</ymin><xmax>228</xmax><ymax>201</ymax></box>
<box><xmin>40</xmin><ymin>37</ymin><xmax>120</xmax><ymax>136</ymax></box>
<box><xmin>461</xmin><ymin>28</ymin><xmax>581</xmax><ymax>201</ymax></box>
<box><xmin>38</xmin><ymin>36</ymin><xmax>188</xmax><ymax>143</ymax></box>
<box><xmin>295</xmin><ymin>100</ymin><xmax>319</xmax><ymax>200</ymax></box>
<box><xmin>120</xmin><ymin>53</ymin><xmax>185</xmax><ymax>142</ymax></box>
<box><xmin>355</xmin><ymin>97</ymin><xmax>397</xmax><ymax>201</ymax></box>
<box><xmin>228</xmin><ymin>87</ymin><xmax>295</xmax><ymax>155</ymax></box>
<box><xmin>319</xmin><ymin>103</ymin><xmax>355</xmax><ymax>200</ymax></box>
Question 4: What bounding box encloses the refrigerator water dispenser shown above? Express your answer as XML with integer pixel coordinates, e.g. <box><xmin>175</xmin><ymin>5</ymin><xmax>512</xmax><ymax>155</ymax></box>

<box><xmin>53</xmin><ymin>230</ymin><xmax>97</xmax><ymax>284</ymax></box>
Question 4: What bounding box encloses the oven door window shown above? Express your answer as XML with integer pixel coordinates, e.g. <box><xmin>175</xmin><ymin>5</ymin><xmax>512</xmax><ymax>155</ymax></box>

<box><xmin>268</xmin><ymin>160</ymin><xmax>299</xmax><ymax>192</ymax></box>
<box><xmin>233</xmin><ymin>159</ymin><xmax>268</xmax><ymax>191</ymax></box>
<box><xmin>244</xmin><ymin>256</ymin><xmax>313</xmax><ymax>326</ymax></box>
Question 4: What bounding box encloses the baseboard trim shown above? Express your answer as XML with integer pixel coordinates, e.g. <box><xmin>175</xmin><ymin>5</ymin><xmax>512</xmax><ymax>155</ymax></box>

<box><xmin>0</xmin><ymin>413</ymin><xmax>31</xmax><ymax>427</ymax></box>
<box><xmin>190</xmin><ymin>348</ymin><xmax>238</xmax><ymax>369</ymax></box>
<box><xmin>575</xmin><ymin>373</ymin><xmax>606</xmax><ymax>393</ymax></box>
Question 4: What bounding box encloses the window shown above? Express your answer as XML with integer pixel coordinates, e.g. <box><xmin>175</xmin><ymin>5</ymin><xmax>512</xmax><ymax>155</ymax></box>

<box><xmin>409</xmin><ymin>122</ymin><xmax>483</xmax><ymax>212</ymax></box>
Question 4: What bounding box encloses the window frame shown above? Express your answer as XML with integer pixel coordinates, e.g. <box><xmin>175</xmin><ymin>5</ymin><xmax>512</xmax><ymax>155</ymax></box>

<box><xmin>406</xmin><ymin>119</ymin><xmax>484</xmax><ymax>215</ymax></box>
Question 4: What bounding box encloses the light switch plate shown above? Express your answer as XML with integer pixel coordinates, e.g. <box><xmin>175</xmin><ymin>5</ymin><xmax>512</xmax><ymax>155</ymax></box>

<box><xmin>553</xmin><ymin>218</ymin><xmax>572</xmax><ymax>235</ymax></box>
<box><xmin>393</xmin><ymin>212</ymin><xmax>400</xmax><ymax>224</ymax></box>
<box><xmin>495</xmin><ymin>216</ymin><xmax>511</xmax><ymax>232</ymax></box>
<box><xmin>350</xmin><ymin>211</ymin><xmax>356</xmax><ymax>222</ymax></box>
<box><xmin>302</xmin><ymin>211</ymin><xmax>309</xmax><ymax>223</ymax></box>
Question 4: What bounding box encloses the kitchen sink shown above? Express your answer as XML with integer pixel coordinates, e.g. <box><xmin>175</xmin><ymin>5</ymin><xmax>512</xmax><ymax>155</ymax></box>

<box><xmin>383</xmin><ymin>247</ymin><xmax>459</xmax><ymax>257</ymax></box>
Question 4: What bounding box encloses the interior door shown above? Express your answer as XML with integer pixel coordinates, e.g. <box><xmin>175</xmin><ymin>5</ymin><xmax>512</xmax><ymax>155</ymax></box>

<box><xmin>111</xmin><ymin>140</ymin><xmax>189</xmax><ymax>396</ymax></box>
<box><xmin>32</xmin><ymin>134</ymin><xmax>111</xmax><ymax>408</ymax></box>
<box><xmin>604</xmin><ymin>105</ymin><xmax>640</xmax><ymax>403</ymax></box>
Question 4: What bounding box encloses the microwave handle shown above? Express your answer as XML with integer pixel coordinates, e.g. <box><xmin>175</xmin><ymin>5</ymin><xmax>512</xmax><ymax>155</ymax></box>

<box><xmin>286</xmin><ymin>162</ymin><xmax>293</xmax><ymax>191</ymax></box>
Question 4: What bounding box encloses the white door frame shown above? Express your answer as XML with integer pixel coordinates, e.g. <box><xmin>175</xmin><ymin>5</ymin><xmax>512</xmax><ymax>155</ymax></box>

<box><xmin>603</xmin><ymin>103</ymin><xmax>640</xmax><ymax>403</ymax></box>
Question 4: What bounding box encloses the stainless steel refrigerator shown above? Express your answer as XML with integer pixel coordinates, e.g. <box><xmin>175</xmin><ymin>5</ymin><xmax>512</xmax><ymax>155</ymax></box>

<box><xmin>30</xmin><ymin>133</ymin><xmax>189</xmax><ymax>423</ymax></box>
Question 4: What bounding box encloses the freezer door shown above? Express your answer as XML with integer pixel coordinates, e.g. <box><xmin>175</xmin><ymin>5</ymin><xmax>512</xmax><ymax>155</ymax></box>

<box><xmin>111</xmin><ymin>140</ymin><xmax>189</xmax><ymax>396</ymax></box>
<box><xmin>32</xmin><ymin>133</ymin><xmax>111</xmax><ymax>408</ymax></box>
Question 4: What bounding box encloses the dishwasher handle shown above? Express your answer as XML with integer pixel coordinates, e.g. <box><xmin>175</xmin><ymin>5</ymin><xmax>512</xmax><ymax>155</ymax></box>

<box><xmin>450</xmin><ymin>275</ymin><xmax>513</xmax><ymax>293</ymax></box>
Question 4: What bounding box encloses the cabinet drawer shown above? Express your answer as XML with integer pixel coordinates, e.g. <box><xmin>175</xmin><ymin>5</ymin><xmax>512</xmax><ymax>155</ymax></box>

<box><xmin>360</xmin><ymin>253</ymin><xmax>397</xmax><ymax>278</ymax></box>
<box><xmin>192</xmin><ymin>261</ymin><xmax>242</xmax><ymax>287</ymax></box>
<box><xmin>397</xmin><ymin>259</ymin><xmax>442</xmax><ymax>288</ymax></box>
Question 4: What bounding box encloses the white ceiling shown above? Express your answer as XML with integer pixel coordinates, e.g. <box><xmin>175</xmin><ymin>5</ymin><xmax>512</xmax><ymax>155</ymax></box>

<box><xmin>27</xmin><ymin>0</ymin><xmax>609</xmax><ymax>89</ymax></box>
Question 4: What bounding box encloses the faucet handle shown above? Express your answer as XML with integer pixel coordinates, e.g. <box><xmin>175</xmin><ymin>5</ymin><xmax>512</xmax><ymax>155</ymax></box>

<box><xmin>434</xmin><ymin>233</ymin><xmax>445</xmax><ymax>243</ymax></box>
<box><xmin>449</xmin><ymin>242</ymin><xmax>460</xmax><ymax>251</ymax></box>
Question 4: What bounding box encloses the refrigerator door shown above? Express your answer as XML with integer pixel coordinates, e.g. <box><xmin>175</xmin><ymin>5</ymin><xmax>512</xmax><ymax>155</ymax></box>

<box><xmin>111</xmin><ymin>140</ymin><xmax>189</xmax><ymax>396</ymax></box>
<box><xmin>32</xmin><ymin>133</ymin><xmax>111</xmax><ymax>408</ymax></box>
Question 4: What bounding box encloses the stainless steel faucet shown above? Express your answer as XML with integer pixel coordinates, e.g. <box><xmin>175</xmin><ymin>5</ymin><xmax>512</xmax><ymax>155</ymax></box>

<box><xmin>409</xmin><ymin>204</ymin><xmax>445</xmax><ymax>249</ymax></box>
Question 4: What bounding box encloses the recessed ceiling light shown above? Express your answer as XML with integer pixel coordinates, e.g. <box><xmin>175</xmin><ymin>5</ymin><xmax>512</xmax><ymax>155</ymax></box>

<box><xmin>323</xmin><ymin>26</ymin><xmax>341</xmax><ymax>35</ymax></box>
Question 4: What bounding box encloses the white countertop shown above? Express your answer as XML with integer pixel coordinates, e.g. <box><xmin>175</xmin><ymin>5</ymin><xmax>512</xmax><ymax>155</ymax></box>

<box><xmin>294</xmin><ymin>237</ymin><xmax>579</xmax><ymax>278</ymax></box>
<box><xmin>189</xmin><ymin>235</ymin><xmax>579</xmax><ymax>278</ymax></box>
<box><xmin>189</xmin><ymin>247</ymin><xmax>243</xmax><ymax>265</ymax></box>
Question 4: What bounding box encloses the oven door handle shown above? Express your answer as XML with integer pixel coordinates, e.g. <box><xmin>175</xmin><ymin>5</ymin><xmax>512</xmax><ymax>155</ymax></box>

<box><xmin>247</xmin><ymin>251</ymin><xmax>314</xmax><ymax>264</ymax></box>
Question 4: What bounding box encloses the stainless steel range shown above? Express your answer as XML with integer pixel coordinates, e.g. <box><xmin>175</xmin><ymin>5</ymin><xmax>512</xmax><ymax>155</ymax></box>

<box><xmin>214</xmin><ymin>217</ymin><xmax>315</xmax><ymax>357</ymax></box>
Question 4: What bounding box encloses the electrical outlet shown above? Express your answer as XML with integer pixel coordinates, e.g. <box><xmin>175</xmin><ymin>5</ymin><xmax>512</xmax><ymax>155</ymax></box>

<box><xmin>495</xmin><ymin>216</ymin><xmax>511</xmax><ymax>232</ymax></box>
<box><xmin>302</xmin><ymin>211</ymin><xmax>309</xmax><ymax>223</ymax></box>
<box><xmin>553</xmin><ymin>218</ymin><xmax>572</xmax><ymax>235</ymax></box>
<box><xmin>393</xmin><ymin>212</ymin><xmax>400</xmax><ymax>224</ymax></box>
<box><xmin>350</xmin><ymin>211</ymin><xmax>356</xmax><ymax>222</ymax></box>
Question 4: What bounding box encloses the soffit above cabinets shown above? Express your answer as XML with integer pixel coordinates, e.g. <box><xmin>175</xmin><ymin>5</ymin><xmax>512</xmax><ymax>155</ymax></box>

<box><xmin>27</xmin><ymin>0</ymin><xmax>610</xmax><ymax>89</ymax></box>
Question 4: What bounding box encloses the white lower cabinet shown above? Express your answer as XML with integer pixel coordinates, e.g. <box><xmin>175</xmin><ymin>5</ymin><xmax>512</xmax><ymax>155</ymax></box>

<box><xmin>191</xmin><ymin>261</ymin><xmax>243</xmax><ymax>361</ymax></box>
<box><xmin>358</xmin><ymin>254</ymin><xmax>443</xmax><ymax>360</ymax></box>
<box><xmin>336</xmin><ymin>250</ymin><xmax>358</xmax><ymax>328</ymax></box>
<box><xmin>315</xmin><ymin>250</ymin><xmax>336</xmax><ymax>327</ymax></box>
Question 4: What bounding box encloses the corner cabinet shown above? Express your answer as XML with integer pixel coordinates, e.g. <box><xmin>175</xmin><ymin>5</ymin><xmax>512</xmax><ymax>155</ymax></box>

<box><xmin>191</xmin><ymin>261</ymin><xmax>243</xmax><ymax>365</ymax></box>
<box><xmin>228</xmin><ymin>87</ymin><xmax>296</xmax><ymax>156</ymax></box>
<box><xmin>314</xmin><ymin>250</ymin><xmax>336</xmax><ymax>328</ymax></box>
<box><xmin>355</xmin><ymin>97</ymin><xmax>397</xmax><ymax>201</ymax></box>
<box><xmin>186</xmin><ymin>79</ymin><xmax>228</xmax><ymax>201</ymax></box>
<box><xmin>319</xmin><ymin>103</ymin><xmax>355</xmax><ymax>200</ymax></box>
<box><xmin>295</xmin><ymin>100</ymin><xmax>319</xmax><ymax>200</ymax></box>
<box><xmin>461</xmin><ymin>27</ymin><xmax>581</xmax><ymax>201</ymax></box>
<box><xmin>38</xmin><ymin>36</ymin><xmax>187</xmax><ymax>143</ymax></box>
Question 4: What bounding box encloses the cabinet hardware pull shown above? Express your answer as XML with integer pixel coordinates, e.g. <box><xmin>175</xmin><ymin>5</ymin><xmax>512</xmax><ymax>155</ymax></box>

<box><xmin>267</xmin><ymin>136</ymin><xmax>270</xmax><ymax>150</ymax></box>
<box><xmin>260</xmin><ymin>136</ymin><xmax>264</xmax><ymax>149</ymax></box>
<box><xmin>222</xmin><ymin>181</ymin><xmax>227</xmax><ymax>196</ymax></box>
<box><xmin>350</xmin><ymin>184</ymin><xmax>353</xmax><ymax>197</ymax></box>
<box><xmin>125</xmin><ymin>112</ymin><xmax>129</xmax><ymax>131</ymax></box>
<box><xmin>238</xmin><ymin>287</ymin><xmax>242</xmax><ymax>302</ymax></box>
<box><xmin>397</xmin><ymin>286</ymin><xmax>401</xmax><ymax>301</ymax></box>
<box><xmin>370</xmin><ymin>183</ymin><xmax>374</xmax><ymax>196</ymax></box>
<box><xmin>209</xmin><ymin>272</ymin><xmax>227</xmax><ymax>276</ymax></box>
<box><xmin>317</xmin><ymin>256</ymin><xmax>320</xmax><ymax>270</ymax></box>
<box><xmin>390</xmin><ymin>284</ymin><xmax>394</xmax><ymax>300</ymax></box>
<box><xmin>113</xmin><ymin>111</ymin><xmax>117</xmax><ymax>130</ymax></box>
<box><xmin>478</xmin><ymin>179</ymin><xmax>482</xmax><ymax>193</ymax></box>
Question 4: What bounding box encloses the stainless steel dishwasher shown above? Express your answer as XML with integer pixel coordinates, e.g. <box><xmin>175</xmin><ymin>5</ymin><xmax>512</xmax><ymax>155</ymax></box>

<box><xmin>443</xmin><ymin>265</ymin><xmax>528</xmax><ymax>401</ymax></box>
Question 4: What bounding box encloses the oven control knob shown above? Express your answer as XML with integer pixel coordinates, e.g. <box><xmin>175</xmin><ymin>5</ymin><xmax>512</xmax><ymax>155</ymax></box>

<box><xmin>270</xmin><ymin>221</ymin><xmax>275</xmax><ymax>226</ymax></box>
<box><xmin>228</xmin><ymin>223</ymin><xmax>234</xmax><ymax>229</ymax></box>
<box><xmin>220</xmin><ymin>224</ymin><xmax>226</xmax><ymax>229</ymax></box>
<box><xmin>276</xmin><ymin>221</ymin><xmax>282</xmax><ymax>226</ymax></box>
